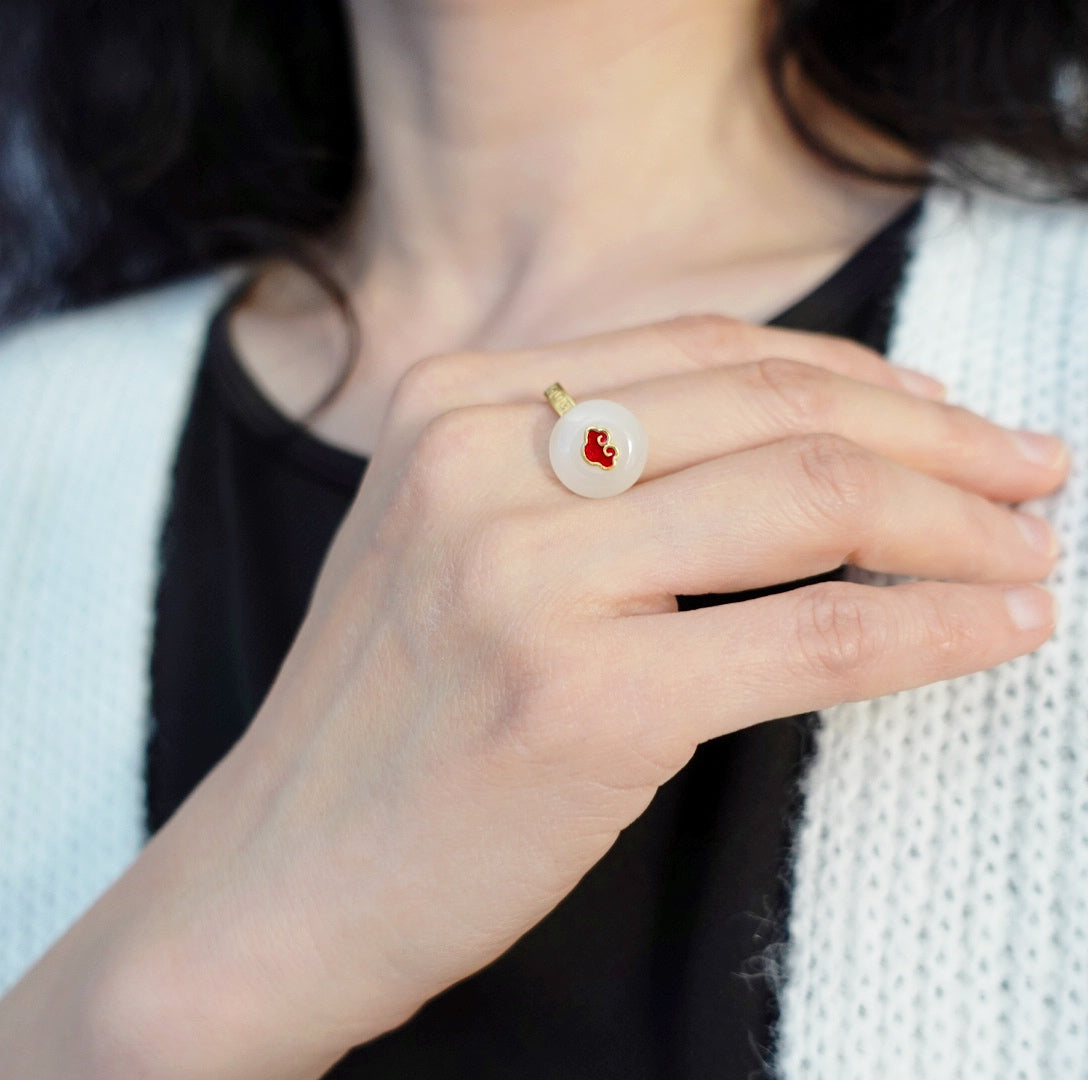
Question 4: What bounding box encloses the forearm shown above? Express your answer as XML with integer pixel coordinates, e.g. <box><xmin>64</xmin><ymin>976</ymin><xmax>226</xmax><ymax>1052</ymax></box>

<box><xmin>2</xmin><ymin>935</ymin><xmax>339</xmax><ymax>1080</ymax></box>
<box><xmin>0</xmin><ymin>925</ymin><xmax>110</xmax><ymax>1079</ymax></box>
<box><xmin>0</xmin><ymin>739</ymin><xmax>403</xmax><ymax>1080</ymax></box>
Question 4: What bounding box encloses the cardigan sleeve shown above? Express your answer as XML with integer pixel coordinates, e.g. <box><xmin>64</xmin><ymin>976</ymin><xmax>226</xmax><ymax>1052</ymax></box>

<box><xmin>0</xmin><ymin>272</ymin><xmax>228</xmax><ymax>993</ymax></box>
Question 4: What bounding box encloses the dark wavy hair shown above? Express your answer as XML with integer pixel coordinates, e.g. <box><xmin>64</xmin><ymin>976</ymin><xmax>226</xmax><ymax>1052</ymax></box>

<box><xmin>2</xmin><ymin>0</ymin><xmax>1087</xmax><ymax>327</ymax></box>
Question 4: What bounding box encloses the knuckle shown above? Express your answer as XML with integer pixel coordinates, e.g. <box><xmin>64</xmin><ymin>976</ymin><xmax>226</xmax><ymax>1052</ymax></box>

<box><xmin>789</xmin><ymin>584</ymin><xmax>979</xmax><ymax>688</ymax></box>
<box><xmin>658</xmin><ymin>313</ymin><xmax>755</xmax><ymax>366</ymax></box>
<box><xmin>915</xmin><ymin>590</ymin><xmax>977</xmax><ymax>661</ymax></box>
<box><xmin>929</xmin><ymin>403</ymin><xmax>988</xmax><ymax>471</ymax></box>
<box><xmin>749</xmin><ymin>356</ymin><xmax>834</xmax><ymax>430</ymax></box>
<box><xmin>401</xmin><ymin>405</ymin><xmax>493</xmax><ymax>512</ymax></box>
<box><xmin>388</xmin><ymin>351</ymin><xmax>479</xmax><ymax>424</ymax></box>
<box><xmin>416</xmin><ymin>402</ymin><xmax>485</xmax><ymax>452</ymax></box>
<box><xmin>792</xmin><ymin>433</ymin><xmax>881</xmax><ymax>526</ymax></box>
<box><xmin>790</xmin><ymin>584</ymin><xmax>889</xmax><ymax>682</ymax></box>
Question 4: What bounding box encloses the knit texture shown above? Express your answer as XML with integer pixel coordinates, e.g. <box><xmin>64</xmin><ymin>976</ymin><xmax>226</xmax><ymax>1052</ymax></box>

<box><xmin>0</xmin><ymin>273</ymin><xmax>226</xmax><ymax>993</ymax></box>
<box><xmin>776</xmin><ymin>190</ymin><xmax>1088</xmax><ymax>1078</ymax></box>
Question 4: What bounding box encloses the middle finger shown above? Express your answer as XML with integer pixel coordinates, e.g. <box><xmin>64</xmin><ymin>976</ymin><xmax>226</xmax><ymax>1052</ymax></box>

<box><xmin>597</xmin><ymin>359</ymin><xmax>1067</xmax><ymax>503</ymax></box>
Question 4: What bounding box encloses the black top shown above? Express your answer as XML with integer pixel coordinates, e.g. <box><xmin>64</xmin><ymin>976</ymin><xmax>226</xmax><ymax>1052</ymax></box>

<box><xmin>149</xmin><ymin>203</ymin><xmax>918</xmax><ymax>1079</ymax></box>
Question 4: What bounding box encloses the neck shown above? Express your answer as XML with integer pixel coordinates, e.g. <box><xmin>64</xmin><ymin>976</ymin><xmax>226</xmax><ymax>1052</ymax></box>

<box><xmin>328</xmin><ymin>0</ymin><xmax>916</xmax><ymax>336</ymax></box>
<box><xmin>346</xmin><ymin>0</ymin><xmax>768</xmax><ymax>318</ymax></box>
<box><xmin>235</xmin><ymin>0</ymin><xmax>920</xmax><ymax>450</ymax></box>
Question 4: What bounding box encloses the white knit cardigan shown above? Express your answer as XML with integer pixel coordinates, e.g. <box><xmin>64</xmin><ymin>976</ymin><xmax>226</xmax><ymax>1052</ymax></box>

<box><xmin>1</xmin><ymin>189</ymin><xmax>1087</xmax><ymax>1079</ymax></box>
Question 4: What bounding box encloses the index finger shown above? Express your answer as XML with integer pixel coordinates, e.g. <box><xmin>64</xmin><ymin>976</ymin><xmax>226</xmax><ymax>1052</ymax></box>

<box><xmin>523</xmin><ymin>315</ymin><xmax>944</xmax><ymax>401</ymax></box>
<box><xmin>389</xmin><ymin>314</ymin><xmax>942</xmax><ymax>435</ymax></box>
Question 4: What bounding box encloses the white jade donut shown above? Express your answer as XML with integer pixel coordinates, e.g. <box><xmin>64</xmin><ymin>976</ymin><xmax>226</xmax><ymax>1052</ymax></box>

<box><xmin>548</xmin><ymin>399</ymin><xmax>649</xmax><ymax>498</ymax></box>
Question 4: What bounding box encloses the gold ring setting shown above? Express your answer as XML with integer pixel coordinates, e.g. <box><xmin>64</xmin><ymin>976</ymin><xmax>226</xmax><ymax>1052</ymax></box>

<box><xmin>544</xmin><ymin>383</ymin><xmax>649</xmax><ymax>498</ymax></box>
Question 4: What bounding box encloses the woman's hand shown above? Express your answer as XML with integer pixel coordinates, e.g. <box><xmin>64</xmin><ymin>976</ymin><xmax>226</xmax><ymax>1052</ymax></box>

<box><xmin>2</xmin><ymin>317</ymin><xmax>1068</xmax><ymax>1080</ymax></box>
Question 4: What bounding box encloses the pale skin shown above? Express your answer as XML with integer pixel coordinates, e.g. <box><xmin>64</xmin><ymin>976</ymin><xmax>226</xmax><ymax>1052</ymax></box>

<box><xmin>0</xmin><ymin>1</ymin><xmax>1071</xmax><ymax>1077</ymax></box>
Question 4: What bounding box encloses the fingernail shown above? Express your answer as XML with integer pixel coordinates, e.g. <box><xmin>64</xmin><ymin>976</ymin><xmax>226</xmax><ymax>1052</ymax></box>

<box><xmin>1013</xmin><ymin>429</ymin><xmax>1067</xmax><ymax>467</ymax></box>
<box><xmin>1004</xmin><ymin>586</ymin><xmax>1057</xmax><ymax>631</ymax></box>
<box><xmin>895</xmin><ymin>368</ymin><xmax>946</xmax><ymax>399</ymax></box>
<box><xmin>1014</xmin><ymin>512</ymin><xmax>1058</xmax><ymax>558</ymax></box>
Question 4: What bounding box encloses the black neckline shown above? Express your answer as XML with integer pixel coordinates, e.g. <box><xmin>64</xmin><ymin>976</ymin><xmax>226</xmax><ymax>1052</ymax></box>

<box><xmin>205</xmin><ymin>289</ymin><xmax>368</xmax><ymax>491</ymax></box>
<box><xmin>769</xmin><ymin>199</ymin><xmax>920</xmax><ymax>333</ymax></box>
<box><xmin>204</xmin><ymin>198</ymin><xmax>922</xmax><ymax>489</ymax></box>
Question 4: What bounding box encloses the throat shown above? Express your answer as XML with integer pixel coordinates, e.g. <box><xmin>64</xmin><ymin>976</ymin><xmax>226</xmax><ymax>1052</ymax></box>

<box><xmin>227</xmin><ymin>0</ymin><xmax>924</xmax><ymax>456</ymax></box>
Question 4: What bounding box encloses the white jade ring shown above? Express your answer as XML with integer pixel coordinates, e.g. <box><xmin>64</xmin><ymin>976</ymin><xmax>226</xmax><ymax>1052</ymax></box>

<box><xmin>544</xmin><ymin>383</ymin><xmax>649</xmax><ymax>498</ymax></box>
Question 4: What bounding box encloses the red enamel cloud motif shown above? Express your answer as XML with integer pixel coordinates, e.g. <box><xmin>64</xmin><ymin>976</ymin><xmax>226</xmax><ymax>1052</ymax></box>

<box><xmin>583</xmin><ymin>427</ymin><xmax>619</xmax><ymax>469</ymax></box>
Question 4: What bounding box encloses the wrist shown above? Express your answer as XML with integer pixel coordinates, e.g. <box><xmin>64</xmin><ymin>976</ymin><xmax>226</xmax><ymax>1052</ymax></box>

<box><xmin>0</xmin><ymin>778</ymin><xmax>407</xmax><ymax>1079</ymax></box>
<box><xmin>0</xmin><ymin>861</ymin><xmax>360</xmax><ymax>1080</ymax></box>
<box><xmin>76</xmin><ymin>768</ymin><xmax>406</xmax><ymax>1079</ymax></box>
<box><xmin>82</xmin><ymin>930</ymin><xmax>348</xmax><ymax>1080</ymax></box>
